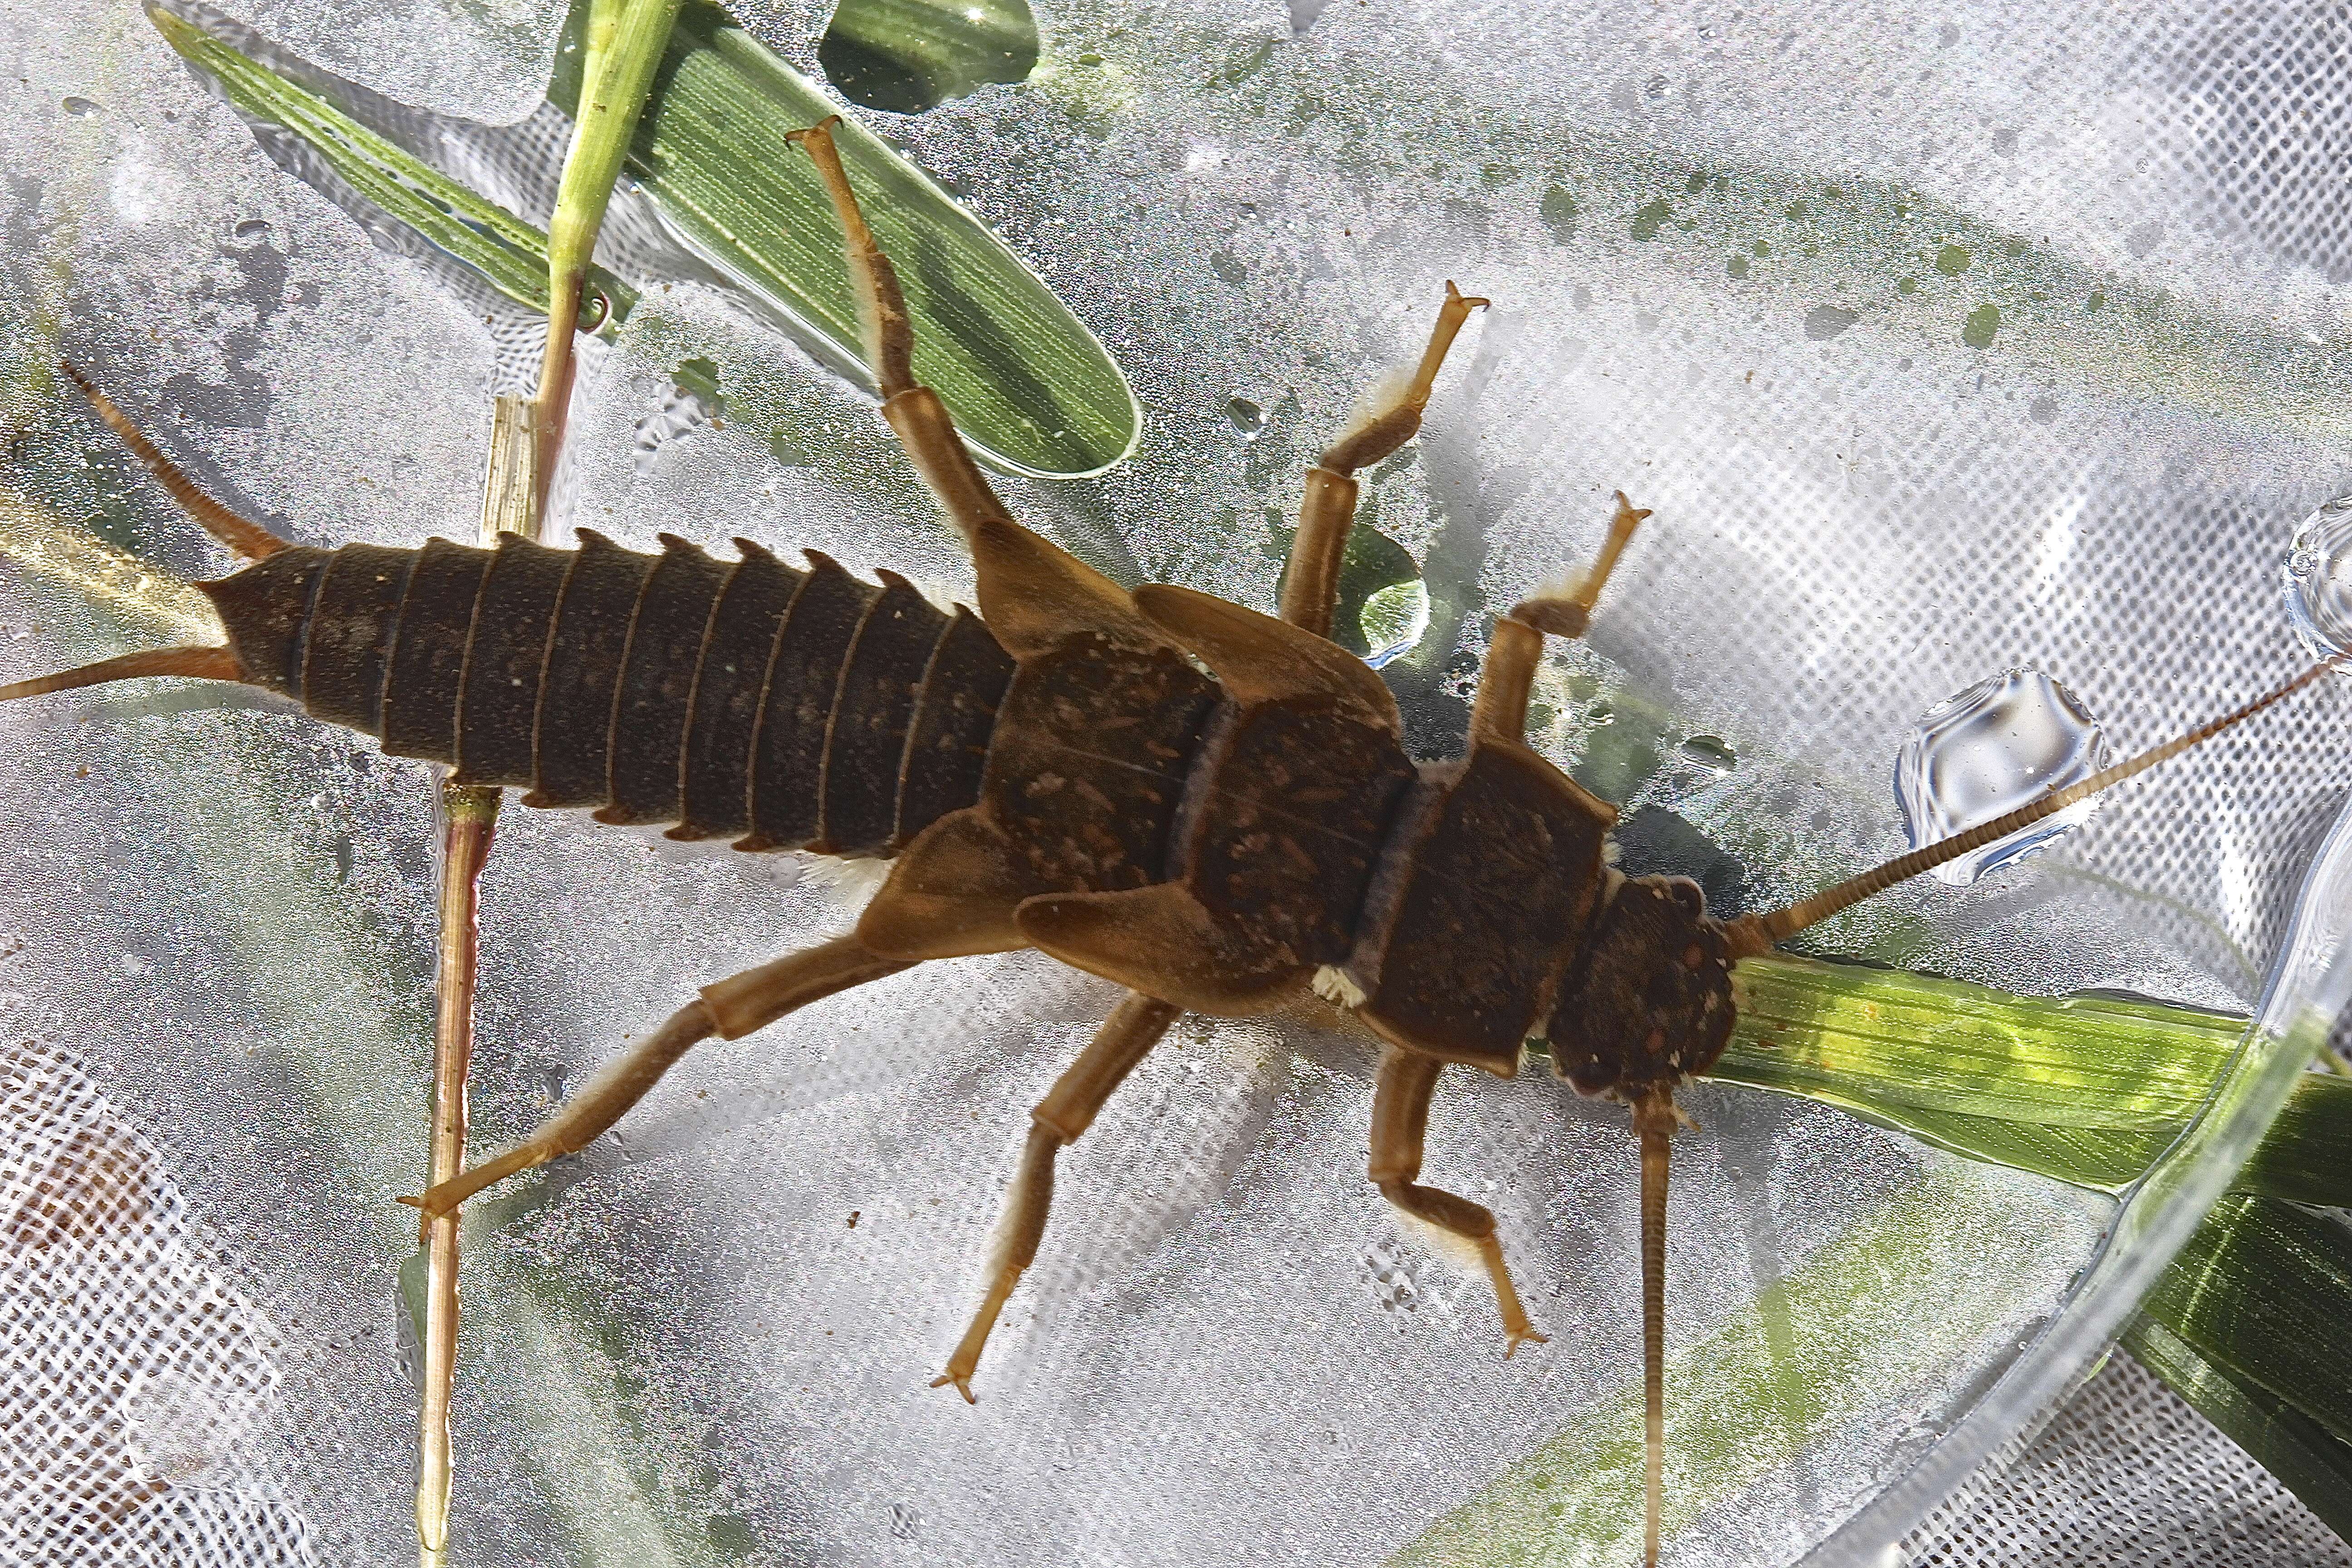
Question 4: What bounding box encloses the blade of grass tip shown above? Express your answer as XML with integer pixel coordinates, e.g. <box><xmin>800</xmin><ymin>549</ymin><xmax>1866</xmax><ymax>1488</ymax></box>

<box><xmin>415</xmin><ymin>395</ymin><xmax>534</xmax><ymax>1568</ymax></box>
<box><xmin>534</xmin><ymin>0</ymin><xmax>684</xmax><ymax>509</ymax></box>
<box><xmin>147</xmin><ymin>2</ymin><xmax>637</xmax><ymax>335</ymax></box>
<box><xmin>547</xmin><ymin>0</ymin><xmax>1141</xmax><ymax>478</ymax></box>
<box><xmin>1720</xmin><ymin>952</ymin><xmax>2249</xmax><ymax>1131</ymax></box>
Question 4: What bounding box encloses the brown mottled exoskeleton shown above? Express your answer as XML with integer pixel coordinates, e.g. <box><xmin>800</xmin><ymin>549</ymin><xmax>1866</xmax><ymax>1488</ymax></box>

<box><xmin>4</xmin><ymin>120</ymin><xmax>2331</xmax><ymax>1565</ymax></box>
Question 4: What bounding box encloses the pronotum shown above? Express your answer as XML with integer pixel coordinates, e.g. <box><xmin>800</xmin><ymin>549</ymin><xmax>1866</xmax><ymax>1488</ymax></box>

<box><xmin>3</xmin><ymin>120</ymin><xmax>2332</xmax><ymax>1564</ymax></box>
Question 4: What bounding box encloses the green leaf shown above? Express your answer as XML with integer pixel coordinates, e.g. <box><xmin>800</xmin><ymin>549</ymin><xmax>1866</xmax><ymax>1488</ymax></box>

<box><xmin>148</xmin><ymin>3</ymin><xmax>636</xmax><ymax>335</ymax></box>
<box><xmin>2124</xmin><ymin>1315</ymin><xmax>2352</xmax><ymax>1544</ymax></box>
<box><xmin>818</xmin><ymin>0</ymin><xmax>1039</xmax><ymax>115</ymax></box>
<box><xmin>549</xmin><ymin>0</ymin><xmax>1139</xmax><ymax>478</ymax></box>
<box><xmin>1716</xmin><ymin>953</ymin><xmax>2247</xmax><ymax>1132</ymax></box>
<box><xmin>2234</xmin><ymin>1072</ymin><xmax>2352</xmax><ymax>1209</ymax></box>
<box><xmin>2140</xmin><ymin>1196</ymin><xmax>2352</xmax><ymax>1451</ymax></box>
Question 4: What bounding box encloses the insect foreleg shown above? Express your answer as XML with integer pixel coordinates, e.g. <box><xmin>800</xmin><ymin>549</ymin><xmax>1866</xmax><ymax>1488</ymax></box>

<box><xmin>402</xmin><ymin>936</ymin><xmax>911</xmax><ymax>1216</ymax></box>
<box><xmin>932</xmin><ymin>990</ymin><xmax>1182</xmax><ymax>1401</ymax></box>
<box><xmin>1280</xmin><ymin>283</ymin><xmax>1489</xmax><ymax>639</ymax></box>
<box><xmin>1366</xmin><ymin>1045</ymin><xmax>1548</xmax><ymax>1354</ymax></box>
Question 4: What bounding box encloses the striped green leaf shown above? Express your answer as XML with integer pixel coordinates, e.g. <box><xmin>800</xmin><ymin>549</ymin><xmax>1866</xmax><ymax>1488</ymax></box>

<box><xmin>148</xmin><ymin>3</ymin><xmax>636</xmax><ymax>335</ymax></box>
<box><xmin>547</xmin><ymin>0</ymin><xmax>1138</xmax><ymax>478</ymax></box>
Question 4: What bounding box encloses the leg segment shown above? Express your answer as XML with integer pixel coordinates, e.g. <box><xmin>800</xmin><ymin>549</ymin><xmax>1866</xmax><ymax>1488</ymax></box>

<box><xmin>1470</xmin><ymin>490</ymin><xmax>1650</xmax><ymax>746</ymax></box>
<box><xmin>1367</xmin><ymin>1045</ymin><xmax>1547</xmax><ymax>1353</ymax></box>
<box><xmin>1280</xmin><ymin>283</ymin><xmax>1489</xmax><ymax>638</ymax></box>
<box><xmin>789</xmin><ymin>118</ymin><xmax>1145</xmax><ymax>662</ymax></box>
<box><xmin>932</xmin><ymin>991</ymin><xmax>1183</xmax><ymax>1400</ymax></box>
<box><xmin>401</xmin><ymin>935</ymin><xmax>910</xmax><ymax>1216</ymax></box>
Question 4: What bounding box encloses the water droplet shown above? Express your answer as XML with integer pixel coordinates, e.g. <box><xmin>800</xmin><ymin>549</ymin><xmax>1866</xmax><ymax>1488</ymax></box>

<box><xmin>1643</xmin><ymin>74</ymin><xmax>1671</xmax><ymax>102</ymax></box>
<box><xmin>1363</xmin><ymin>1242</ymin><xmax>1420</xmax><ymax>1312</ymax></box>
<box><xmin>1893</xmin><ymin>669</ymin><xmax>2111</xmax><ymax>886</ymax></box>
<box><xmin>232</xmin><ymin>219</ymin><xmax>271</xmax><ymax>242</ymax></box>
<box><xmin>62</xmin><ymin>96</ymin><xmax>99</xmax><ymax>119</ymax></box>
<box><xmin>1225</xmin><ymin>395</ymin><xmax>1264</xmax><ymax>441</ymax></box>
<box><xmin>1359</xmin><ymin>578</ymin><xmax>1429</xmax><ymax>668</ymax></box>
<box><xmin>1588</xmin><ymin>702</ymin><xmax>1616</xmax><ymax>727</ymax></box>
<box><xmin>544</xmin><ymin>1061</ymin><xmax>569</xmax><ymax>1101</ymax></box>
<box><xmin>631</xmin><ymin>359</ymin><xmax>725</xmax><ymax>476</ymax></box>
<box><xmin>2282</xmin><ymin>496</ymin><xmax>2352</xmax><ymax>659</ymax></box>
<box><xmin>1676</xmin><ymin>735</ymin><xmax>1736</xmax><ymax>774</ymax></box>
<box><xmin>888</xmin><ymin>1502</ymin><xmax>920</xmax><ymax>1541</ymax></box>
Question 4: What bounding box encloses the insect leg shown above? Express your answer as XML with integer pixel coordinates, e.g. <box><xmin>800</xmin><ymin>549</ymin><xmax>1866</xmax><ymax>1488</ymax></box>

<box><xmin>1281</xmin><ymin>283</ymin><xmax>1489</xmax><ymax>638</ymax></box>
<box><xmin>932</xmin><ymin>991</ymin><xmax>1183</xmax><ymax>1401</ymax></box>
<box><xmin>400</xmin><ymin>935</ymin><xmax>910</xmax><ymax>1216</ymax></box>
<box><xmin>788</xmin><ymin>117</ymin><xmax>1145</xmax><ymax>658</ymax></box>
<box><xmin>1366</xmin><ymin>1044</ymin><xmax>1547</xmax><ymax>1353</ymax></box>
<box><xmin>1471</xmin><ymin>490</ymin><xmax>1649</xmax><ymax>745</ymax></box>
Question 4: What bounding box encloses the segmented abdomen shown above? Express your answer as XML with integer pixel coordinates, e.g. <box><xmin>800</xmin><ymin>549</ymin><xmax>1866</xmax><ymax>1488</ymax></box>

<box><xmin>201</xmin><ymin>532</ymin><xmax>1015</xmax><ymax>857</ymax></box>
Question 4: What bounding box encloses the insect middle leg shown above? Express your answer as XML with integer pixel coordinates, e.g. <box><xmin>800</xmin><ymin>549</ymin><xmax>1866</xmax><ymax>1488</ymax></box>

<box><xmin>1367</xmin><ymin>1044</ymin><xmax>1548</xmax><ymax>1352</ymax></box>
<box><xmin>1281</xmin><ymin>282</ymin><xmax>1489</xmax><ymax>638</ymax></box>
<box><xmin>403</xmin><ymin>936</ymin><xmax>911</xmax><ymax>1216</ymax></box>
<box><xmin>1471</xmin><ymin>490</ymin><xmax>1649</xmax><ymax>746</ymax></box>
<box><xmin>932</xmin><ymin>991</ymin><xmax>1183</xmax><ymax>1400</ymax></box>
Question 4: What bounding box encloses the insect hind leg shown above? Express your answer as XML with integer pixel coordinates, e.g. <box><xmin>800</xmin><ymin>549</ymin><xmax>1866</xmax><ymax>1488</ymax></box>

<box><xmin>401</xmin><ymin>936</ymin><xmax>910</xmax><ymax>1216</ymax></box>
<box><xmin>1367</xmin><ymin>1045</ymin><xmax>1547</xmax><ymax>1354</ymax></box>
<box><xmin>933</xmin><ymin>991</ymin><xmax>1181</xmax><ymax>1401</ymax></box>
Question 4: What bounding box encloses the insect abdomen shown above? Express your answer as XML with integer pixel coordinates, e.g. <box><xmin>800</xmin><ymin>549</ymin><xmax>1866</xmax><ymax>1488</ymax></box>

<box><xmin>199</xmin><ymin>532</ymin><xmax>1014</xmax><ymax>858</ymax></box>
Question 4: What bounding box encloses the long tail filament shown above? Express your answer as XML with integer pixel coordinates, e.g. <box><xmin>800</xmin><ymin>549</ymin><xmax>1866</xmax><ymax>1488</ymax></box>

<box><xmin>0</xmin><ymin>645</ymin><xmax>241</xmax><ymax>703</ymax></box>
<box><xmin>59</xmin><ymin>362</ymin><xmax>288</xmax><ymax>562</ymax></box>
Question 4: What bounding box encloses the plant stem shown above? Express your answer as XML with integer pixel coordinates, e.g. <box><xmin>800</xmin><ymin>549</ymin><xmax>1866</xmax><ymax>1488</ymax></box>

<box><xmin>533</xmin><ymin>0</ymin><xmax>683</xmax><ymax>510</ymax></box>
<box><xmin>416</xmin><ymin>0</ymin><xmax>678</xmax><ymax>1531</ymax></box>
<box><xmin>416</xmin><ymin>778</ymin><xmax>500</xmax><ymax>1568</ymax></box>
<box><xmin>416</xmin><ymin>394</ymin><xmax>537</xmax><ymax>1568</ymax></box>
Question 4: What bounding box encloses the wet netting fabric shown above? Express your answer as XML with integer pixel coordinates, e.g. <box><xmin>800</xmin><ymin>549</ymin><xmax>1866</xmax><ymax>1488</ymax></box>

<box><xmin>8</xmin><ymin>0</ymin><xmax>2352</xmax><ymax>1563</ymax></box>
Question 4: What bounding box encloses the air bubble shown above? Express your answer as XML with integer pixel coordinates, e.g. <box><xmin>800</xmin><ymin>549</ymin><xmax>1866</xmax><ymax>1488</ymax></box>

<box><xmin>2282</xmin><ymin>495</ymin><xmax>2352</xmax><ymax>660</ymax></box>
<box><xmin>1893</xmin><ymin>669</ymin><xmax>2110</xmax><ymax>886</ymax></box>
<box><xmin>1225</xmin><ymin>395</ymin><xmax>1264</xmax><ymax>441</ymax></box>
<box><xmin>62</xmin><ymin>97</ymin><xmax>99</xmax><ymax>119</ymax></box>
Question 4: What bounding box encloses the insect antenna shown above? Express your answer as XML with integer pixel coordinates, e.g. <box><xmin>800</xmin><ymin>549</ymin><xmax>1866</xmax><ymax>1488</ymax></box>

<box><xmin>1632</xmin><ymin>1087</ymin><xmax>1677</xmax><ymax>1568</ymax></box>
<box><xmin>59</xmin><ymin>361</ymin><xmax>289</xmax><ymax>562</ymax></box>
<box><xmin>1723</xmin><ymin>656</ymin><xmax>2341</xmax><ymax>956</ymax></box>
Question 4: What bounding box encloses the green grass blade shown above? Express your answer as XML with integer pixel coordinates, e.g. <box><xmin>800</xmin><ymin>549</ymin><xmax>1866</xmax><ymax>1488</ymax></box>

<box><xmin>148</xmin><ymin>2</ymin><xmax>635</xmax><ymax>334</ymax></box>
<box><xmin>1712</xmin><ymin>956</ymin><xmax>2352</xmax><ymax>1209</ymax></box>
<box><xmin>2123</xmin><ymin>1315</ymin><xmax>2352</xmax><ymax>1543</ymax></box>
<box><xmin>2141</xmin><ymin>1196</ymin><xmax>2352</xmax><ymax>1449</ymax></box>
<box><xmin>547</xmin><ymin>0</ymin><xmax>1139</xmax><ymax>478</ymax></box>
<box><xmin>1718</xmin><ymin>953</ymin><xmax>2248</xmax><ymax>1131</ymax></box>
<box><xmin>2235</xmin><ymin>1072</ymin><xmax>2352</xmax><ymax>1208</ymax></box>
